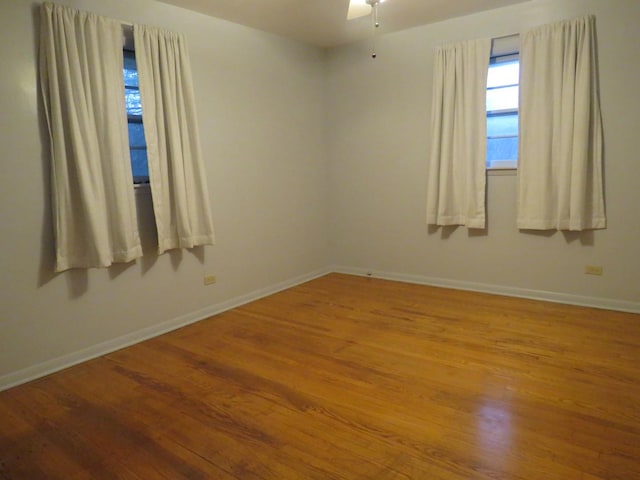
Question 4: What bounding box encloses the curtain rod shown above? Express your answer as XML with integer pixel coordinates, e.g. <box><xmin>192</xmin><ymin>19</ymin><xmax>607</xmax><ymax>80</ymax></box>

<box><xmin>437</xmin><ymin>31</ymin><xmax>519</xmax><ymax>49</ymax></box>
<box><xmin>50</xmin><ymin>2</ymin><xmax>135</xmax><ymax>27</ymax></box>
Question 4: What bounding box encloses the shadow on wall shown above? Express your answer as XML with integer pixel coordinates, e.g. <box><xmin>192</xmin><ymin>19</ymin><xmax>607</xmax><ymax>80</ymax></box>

<box><xmin>518</xmin><ymin>228</ymin><xmax>595</xmax><ymax>246</ymax></box>
<box><xmin>426</xmin><ymin>225</ymin><xmax>488</xmax><ymax>239</ymax></box>
<box><xmin>426</xmin><ymin>222</ymin><xmax>595</xmax><ymax>246</ymax></box>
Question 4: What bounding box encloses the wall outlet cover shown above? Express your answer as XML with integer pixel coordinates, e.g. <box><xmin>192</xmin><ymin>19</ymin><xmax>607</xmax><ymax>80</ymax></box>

<box><xmin>584</xmin><ymin>265</ymin><xmax>603</xmax><ymax>276</ymax></box>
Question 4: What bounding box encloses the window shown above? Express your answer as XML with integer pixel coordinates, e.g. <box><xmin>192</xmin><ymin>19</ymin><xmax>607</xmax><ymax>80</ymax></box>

<box><xmin>486</xmin><ymin>38</ymin><xmax>519</xmax><ymax>170</ymax></box>
<box><xmin>123</xmin><ymin>49</ymin><xmax>149</xmax><ymax>184</ymax></box>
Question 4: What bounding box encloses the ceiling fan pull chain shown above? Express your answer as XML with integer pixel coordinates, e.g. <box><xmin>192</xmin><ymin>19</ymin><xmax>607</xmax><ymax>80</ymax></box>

<box><xmin>371</xmin><ymin>2</ymin><xmax>379</xmax><ymax>58</ymax></box>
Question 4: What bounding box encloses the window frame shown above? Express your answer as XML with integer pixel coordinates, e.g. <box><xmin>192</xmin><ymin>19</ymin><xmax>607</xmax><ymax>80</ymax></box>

<box><xmin>123</xmin><ymin>47</ymin><xmax>150</xmax><ymax>185</ymax></box>
<box><xmin>486</xmin><ymin>36</ymin><xmax>520</xmax><ymax>171</ymax></box>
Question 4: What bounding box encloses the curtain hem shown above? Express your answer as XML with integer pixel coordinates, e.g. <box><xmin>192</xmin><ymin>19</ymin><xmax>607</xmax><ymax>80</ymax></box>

<box><xmin>516</xmin><ymin>218</ymin><xmax>607</xmax><ymax>231</ymax></box>
<box><xmin>55</xmin><ymin>245</ymin><xmax>143</xmax><ymax>273</ymax></box>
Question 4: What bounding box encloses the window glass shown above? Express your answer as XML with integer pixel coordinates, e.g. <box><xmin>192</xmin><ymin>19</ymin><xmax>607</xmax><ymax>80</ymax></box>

<box><xmin>123</xmin><ymin>55</ymin><xmax>138</xmax><ymax>87</ymax></box>
<box><xmin>487</xmin><ymin>114</ymin><xmax>518</xmax><ymax>137</ymax></box>
<box><xmin>125</xmin><ymin>90</ymin><xmax>143</xmax><ymax>117</ymax></box>
<box><xmin>127</xmin><ymin>122</ymin><xmax>146</xmax><ymax>147</ymax></box>
<box><xmin>487</xmin><ymin>135</ymin><xmax>518</xmax><ymax>162</ymax></box>
<box><xmin>487</xmin><ymin>61</ymin><xmax>519</xmax><ymax>88</ymax></box>
<box><xmin>486</xmin><ymin>85</ymin><xmax>519</xmax><ymax>111</ymax></box>
<box><xmin>130</xmin><ymin>149</ymin><xmax>149</xmax><ymax>181</ymax></box>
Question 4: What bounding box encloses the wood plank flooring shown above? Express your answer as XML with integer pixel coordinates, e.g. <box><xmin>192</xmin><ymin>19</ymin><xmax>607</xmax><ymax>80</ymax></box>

<box><xmin>1</xmin><ymin>273</ymin><xmax>639</xmax><ymax>479</ymax></box>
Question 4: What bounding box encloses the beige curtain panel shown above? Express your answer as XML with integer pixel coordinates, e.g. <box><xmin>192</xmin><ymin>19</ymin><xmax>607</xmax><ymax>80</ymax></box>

<box><xmin>40</xmin><ymin>2</ymin><xmax>215</xmax><ymax>270</ymax></box>
<box><xmin>40</xmin><ymin>3</ymin><xmax>142</xmax><ymax>271</ymax></box>
<box><xmin>134</xmin><ymin>25</ymin><xmax>215</xmax><ymax>254</ymax></box>
<box><xmin>426</xmin><ymin>38</ymin><xmax>491</xmax><ymax>229</ymax></box>
<box><xmin>517</xmin><ymin>15</ymin><xmax>606</xmax><ymax>231</ymax></box>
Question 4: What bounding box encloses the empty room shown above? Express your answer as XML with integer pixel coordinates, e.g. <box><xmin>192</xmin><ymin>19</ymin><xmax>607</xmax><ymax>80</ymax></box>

<box><xmin>1</xmin><ymin>0</ymin><xmax>639</xmax><ymax>478</ymax></box>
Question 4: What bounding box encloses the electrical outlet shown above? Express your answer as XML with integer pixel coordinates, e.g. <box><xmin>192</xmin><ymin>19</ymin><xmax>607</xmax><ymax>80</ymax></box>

<box><xmin>204</xmin><ymin>275</ymin><xmax>217</xmax><ymax>285</ymax></box>
<box><xmin>584</xmin><ymin>265</ymin><xmax>603</xmax><ymax>276</ymax></box>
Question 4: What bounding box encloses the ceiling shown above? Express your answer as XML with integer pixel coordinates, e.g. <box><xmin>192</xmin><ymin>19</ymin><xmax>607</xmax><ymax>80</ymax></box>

<box><xmin>155</xmin><ymin>0</ymin><xmax>531</xmax><ymax>48</ymax></box>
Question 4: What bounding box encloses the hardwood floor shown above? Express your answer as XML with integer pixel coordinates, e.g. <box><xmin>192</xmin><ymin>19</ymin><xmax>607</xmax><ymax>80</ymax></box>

<box><xmin>1</xmin><ymin>273</ymin><xmax>639</xmax><ymax>479</ymax></box>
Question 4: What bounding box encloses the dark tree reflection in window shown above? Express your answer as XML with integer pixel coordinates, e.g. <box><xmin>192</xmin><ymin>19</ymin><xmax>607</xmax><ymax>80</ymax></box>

<box><xmin>123</xmin><ymin>50</ymin><xmax>148</xmax><ymax>183</ymax></box>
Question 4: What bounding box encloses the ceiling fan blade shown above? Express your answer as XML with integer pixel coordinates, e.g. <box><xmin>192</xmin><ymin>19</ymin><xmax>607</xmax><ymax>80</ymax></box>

<box><xmin>347</xmin><ymin>0</ymin><xmax>372</xmax><ymax>20</ymax></box>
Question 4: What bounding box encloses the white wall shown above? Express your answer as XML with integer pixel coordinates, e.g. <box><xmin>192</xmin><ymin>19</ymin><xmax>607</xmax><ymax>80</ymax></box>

<box><xmin>0</xmin><ymin>0</ymin><xmax>329</xmax><ymax>386</ymax></box>
<box><xmin>327</xmin><ymin>0</ymin><xmax>640</xmax><ymax>309</ymax></box>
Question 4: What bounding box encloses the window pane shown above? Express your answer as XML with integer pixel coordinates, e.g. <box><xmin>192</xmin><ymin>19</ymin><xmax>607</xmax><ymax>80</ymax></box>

<box><xmin>127</xmin><ymin>122</ymin><xmax>146</xmax><ymax>148</ymax></box>
<box><xmin>487</xmin><ymin>113</ymin><xmax>518</xmax><ymax>137</ymax></box>
<box><xmin>123</xmin><ymin>51</ymin><xmax>139</xmax><ymax>87</ymax></box>
<box><xmin>123</xmin><ymin>68</ymin><xmax>138</xmax><ymax>88</ymax></box>
<box><xmin>130</xmin><ymin>148</ymin><xmax>149</xmax><ymax>181</ymax></box>
<box><xmin>487</xmin><ymin>136</ymin><xmax>518</xmax><ymax>164</ymax></box>
<box><xmin>486</xmin><ymin>85</ymin><xmax>518</xmax><ymax>111</ymax></box>
<box><xmin>487</xmin><ymin>61</ymin><xmax>519</xmax><ymax>88</ymax></box>
<box><xmin>125</xmin><ymin>88</ymin><xmax>142</xmax><ymax>116</ymax></box>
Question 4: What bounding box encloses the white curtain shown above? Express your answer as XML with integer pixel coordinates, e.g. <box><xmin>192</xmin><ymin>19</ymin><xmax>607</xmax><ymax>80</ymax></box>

<box><xmin>426</xmin><ymin>38</ymin><xmax>491</xmax><ymax>229</ymax></box>
<box><xmin>133</xmin><ymin>25</ymin><xmax>215</xmax><ymax>254</ymax></box>
<box><xmin>517</xmin><ymin>15</ymin><xmax>606</xmax><ymax>230</ymax></box>
<box><xmin>40</xmin><ymin>3</ymin><xmax>142</xmax><ymax>272</ymax></box>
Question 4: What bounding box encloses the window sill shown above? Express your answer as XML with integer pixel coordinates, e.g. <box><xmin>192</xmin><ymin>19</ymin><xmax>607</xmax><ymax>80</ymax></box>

<box><xmin>134</xmin><ymin>183</ymin><xmax>151</xmax><ymax>194</ymax></box>
<box><xmin>487</xmin><ymin>168</ymin><xmax>517</xmax><ymax>176</ymax></box>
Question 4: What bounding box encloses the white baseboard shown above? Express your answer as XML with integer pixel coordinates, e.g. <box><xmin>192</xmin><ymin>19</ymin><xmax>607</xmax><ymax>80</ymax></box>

<box><xmin>0</xmin><ymin>266</ymin><xmax>332</xmax><ymax>392</ymax></box>
<box><xmin>3</xmin><ymin>264</ymin><xmax>637</xmax><ymax>392</ymax></box>
<box><xmin>332</xmin><ymin>265</ymin><xmax>640</xmax><ymax>314</ymax></box>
